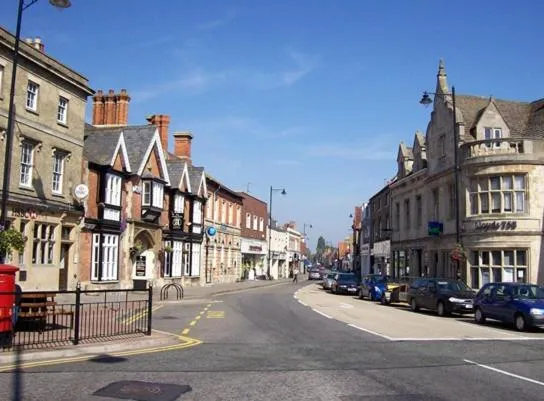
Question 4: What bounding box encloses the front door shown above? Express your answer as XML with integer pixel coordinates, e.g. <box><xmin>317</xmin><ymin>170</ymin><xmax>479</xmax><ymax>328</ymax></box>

<box><xmin>58</xmin><ymin>244</ymin><xmax>69</xmax><ymax>290</ymax></box>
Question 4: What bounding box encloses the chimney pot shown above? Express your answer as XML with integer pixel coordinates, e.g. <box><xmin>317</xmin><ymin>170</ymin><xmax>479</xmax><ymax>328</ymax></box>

<box><xmin>92</xmin><ymin>88</ymin><xmax>105</xmax><ymax>125</ymax></box>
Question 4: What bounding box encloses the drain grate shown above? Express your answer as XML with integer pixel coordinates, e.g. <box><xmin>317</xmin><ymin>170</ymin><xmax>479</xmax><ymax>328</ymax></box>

<box><xmin>93</xmin><ymin>380</ymin><xmax>192</xmax><ymax>401</ymax></box>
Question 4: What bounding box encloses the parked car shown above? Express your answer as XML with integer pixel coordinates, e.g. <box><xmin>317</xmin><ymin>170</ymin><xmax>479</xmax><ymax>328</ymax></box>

<box><xmin>407</xmin><ymin>278</ymin><xmax>476</xmax><ymax>316</ymax></box>
<box><xmin>359</xmin><ymin>274</ymin><xmax>389</xmax><ymax>301</ymax></box>
<box><xmin>322</xmin><ymin>273</ymin><xmax>336</xmax><ymax>290</ymax></box>
<box><xmin>473</xmin><ymin>282</ymin><xmax>544</xmax><ymax>331</ymax></box>
<box><xmin>331</xmin><ymin>273</ymin><xmax>359</xmax><ymax>295</ymax></box>
<box><xmin>308</xmin><ymin>268</ymin><xmax>322</xmax><ymax>280</ymax></box>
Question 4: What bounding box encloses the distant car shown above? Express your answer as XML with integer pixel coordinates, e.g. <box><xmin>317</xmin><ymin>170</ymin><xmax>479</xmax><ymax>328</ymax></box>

<box><xmin>359</xmin><ymin>274</ymin><xmax>389</xmax><ymax>301</ymax></box>
<box><xmin>308</xmin><ymin>268</ymin><xmax>321</xmax><ymax>280</ymax></box>
<box><xmin>473</xmin><ymin>282</ymin><xmax>544</xmax><ymax>331</ymax></box>
<box><xmin>331</xmin><ymin>273</ymin><xmax>359</xmax><ymax>295</ymax></box>
<box><xmin>407</xmin><ymin>278</ymin><xmax>476</xmax><ymax>316</ymax></box>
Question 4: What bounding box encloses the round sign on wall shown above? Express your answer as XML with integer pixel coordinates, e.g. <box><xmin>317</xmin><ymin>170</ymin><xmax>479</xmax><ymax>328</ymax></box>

<box><xmin>73</xmin><ymin>184</ymin><xmax>89</xmax><ymax>201</ymax></box>
<box><xmin>207</xmin><ymin>226</ymin><xmax>217</xmax><ymax>236</ymax></box>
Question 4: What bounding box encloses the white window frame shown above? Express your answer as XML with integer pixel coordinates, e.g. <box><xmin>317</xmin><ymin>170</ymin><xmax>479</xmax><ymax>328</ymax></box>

<box><xmin>470</xmin><ymin>175</ymin><xmax>526</xmax><ymax>215</ymax></box>
<box><xmin>105</xmin><ymin>173</ymin><xmax>122</xmax><ymax>206</ymax></box>
<box><xmin>152</xmin><ymin>181</ymin><xmax>164</xmax><ymax>208</ymax></box>
<box><xmin>191</xmin><ymin>243</ymin><xmax>201</xmax><ymax>277</ymax></box>
<box><xmin>193</xmin><ymin>200</ymin><xmax>202</xmax><ymax>234</ymax></box>
<box><xmin>183</xmin><ymin>243</ymin><xmax>190</xmax><ymax>276</ymax></box>
<box><xmin>253</xmin><ymin>215</ymin><xmax>258</xmax><ymax>230</ymax></box>
<box><xmin>0</xmin><ymin>65</ymin><xmax>4</xmax><ymax>96</ymax></box>
<box><xmin>164</xmin><ymin>240</ymin><xmax>183</xmax><ymax>278</ymax></box>
<box><xmin>174</xmin><ymin>194</ymin><xmax>184</xmax><ymax>213</ymax></box>
<box><xmin>259</xmin><ymin>218</ymin><xmax>264</xmax><ymax>232</ymax></box>
<box><xmin>470</xmin><ymin>249</ymin><xmax>527</xmax><ymax>289</ymax></box>
<box><xmin>142</xmin><ymin>181</ymin><xmax>151</xmax><ymax>206</ymax></box>
<box><xmin>20</xmin><ymin>142</ymin><xmax>34</xmax><ymax>187</ymax></box>
<box><xmin>484</xmin><ymin>127</ymin><xmax>502</xmax><ymax>148</ymax></box>
<box><xmin>246</xmin><ymin>213</ymin><xmax>251</xmax><ymax>229</ymax></box>
<box><xmin>32</xmin><ymin>223</ymin><xmax>56</xmax><ymax>265</ymax></box>
<box><xmin>57</xmin><ymin>96</ymin><xmax>68</xmax><ymax>124</ymax></box>
<box><xmin>52</xmin><ymin>152</ymin><xmax>65</xmax><ymax>194</ymax></box>
<box><xmin>91</xmin><ymin>233</ymin><xmax>119</xmax><ymax>281</ymax></box>
<box><xmin>26</xmin><ymin>81</ymin><xmax>39</xmax><ymax>111</ymax></box>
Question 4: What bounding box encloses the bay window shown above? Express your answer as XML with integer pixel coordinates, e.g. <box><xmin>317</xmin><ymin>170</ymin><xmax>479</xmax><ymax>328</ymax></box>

<box><xmin>470</xmin><ymin>249</ymin><xmax>527</xmax><ymax>289</ymax></box>
<box><xmin>104</xmin><ymin>173</ymin><xmax>122</xmax><ymax>221</ymax></box>
<box><xmin>142</xmin><ymin>180</ymin><xmax>164</xmax><ymax>208</ymax></box>
<box><xmin>192</xmin><ymin>200</ymin><xmax>202</xmax><ymax>234</ymax></box>
<box><xmin>174</xmin><ymin>194</ymin><xmax>184</xmax><ymax>213</ymax></box>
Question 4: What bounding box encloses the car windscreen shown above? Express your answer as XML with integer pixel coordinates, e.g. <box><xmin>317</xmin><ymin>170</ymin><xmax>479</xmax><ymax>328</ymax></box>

<box><xmin>337</xmin><ymin>274</ymin><xmax>357</xmax><ymax>283</ymax></box>
<box><xmin>436</xmin><ymin>280</ymin><xmax>471</xmax><ymax>292</ymax></box>
<box><xmin>512</xmin><ymin>285</ymin><xmax>544</xmax><ymax>299</ymax></box>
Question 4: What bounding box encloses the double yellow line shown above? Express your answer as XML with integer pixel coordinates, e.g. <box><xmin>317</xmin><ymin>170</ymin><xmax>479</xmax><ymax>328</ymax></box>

<box><xmin>0</xmin><ymin>334</ymin><xmax>202</xmax><ymax>373</ymax></box>
<box><xmin>121</xmin><ymin>304</ymin><xmax>163</xmax><ymax>325</ymax></box>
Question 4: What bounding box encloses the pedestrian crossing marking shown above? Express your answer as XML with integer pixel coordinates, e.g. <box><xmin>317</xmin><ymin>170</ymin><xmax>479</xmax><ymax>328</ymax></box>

<box><xmin>206</xmin><ymin>311</ymin><xmax>225</xmax><ymax>319</ymax></box>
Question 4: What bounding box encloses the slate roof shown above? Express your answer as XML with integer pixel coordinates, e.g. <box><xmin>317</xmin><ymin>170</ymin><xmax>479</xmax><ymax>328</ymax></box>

<box><xmin>120</xmin><ymin>125</ymin><xmax>157</xmax><ymax>172</ymax></box>
<box><xmin>166</xmin><ymin>158</ymin><xmax>186</xmax><ymax>190</ymax></box>
<box><xmin>415</xmin><ymin>131</ymin><xmax>426</xmax><ymax>148</ymax></box>
<box><xmin>83</xmin><ymin>129</ymin><xmax>121</xmax><ymax>166</ymax></box>
<box><xmin>455</xmin><ymin>95</ymin><xmax>544</xmax><ymax>139</ymax></box>
<box><xmin>188</xmin><ymin>166</ymin><xmax>204</xmax><ymax>196</ymax></box>
<box><xmin>399</xmin><ymin>142</ymin><xmax>413</xmax><ymax>159</ymax></box>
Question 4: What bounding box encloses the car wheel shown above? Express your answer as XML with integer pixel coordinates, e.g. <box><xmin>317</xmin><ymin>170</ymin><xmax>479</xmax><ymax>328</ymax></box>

<box><xmin>380</xmin><ymin>293</ymin><xmax>389</xmax><ymax>305</ymax></box>
<box><xmin>358</xmin><ymin>290</ymin><xmax>364</xmax><ymax>300</ymax></box>
<box><xmin>437</xmin><ymin>301</ymin><xmax>447</xmax><ymax>317</ymax></box>
<box><xmin>514</xmin><ymin>313</ymin><xmax>527</xmax><ymax>331</ymax></box>
<box><xmin>474</xmin><ymin>307</ymin><xmax>486</xmax><ymax>324</ymax></box>
<box><xmin>410</xmin><ymin>298</ymin><xmax>419</xmax><ymax>312</ymax></box>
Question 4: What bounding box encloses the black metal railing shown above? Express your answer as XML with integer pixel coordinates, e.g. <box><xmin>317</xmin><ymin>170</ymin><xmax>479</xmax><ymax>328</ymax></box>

<box><xmin>0</xmin><ymin>284</ymin><xmax>153</xmax><ymax>351</ymax></box>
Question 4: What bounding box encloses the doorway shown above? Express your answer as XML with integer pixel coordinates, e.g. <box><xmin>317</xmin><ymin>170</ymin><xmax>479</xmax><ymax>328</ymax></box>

<box><xmin>59</xmin><ymin>244</ymin><xmax>70</xmax><ymax>291</ymax></box>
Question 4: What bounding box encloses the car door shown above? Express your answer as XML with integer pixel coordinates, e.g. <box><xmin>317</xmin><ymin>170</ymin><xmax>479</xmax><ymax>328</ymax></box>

<box><xmin>487</xmin><ymin>284</ymin><xmax>510</xmax><ymax>321</ymax></box>
<box><xmin>421</xmin><ymin>280</ymin><xmax>437</xmax><ymax>310</ymax></box>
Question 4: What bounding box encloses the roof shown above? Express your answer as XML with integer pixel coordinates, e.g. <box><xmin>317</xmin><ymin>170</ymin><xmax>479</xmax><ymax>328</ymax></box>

<box><xmin>120</xmin><ymin>125</ymin><xmax>158</xmax><ymax>170</ymax></box>
<box><xmin>166</xmin><ymin>158</ymin><xmax>186</xmax><ymax>190</ymax></box>
<box><xmin>455</xmin><ymin>95</ymin><xmax>543</xmax><ymax>138</ymax></box>
<box><xmin>205</xmin><ymin>172</ymin><xmax>243</xmax><ymax>200</ymax></box>
<box><xmin>415</xmin><ymin>131</ymin><xmax>426</xmax><ymax>148</ymax></box>
<box><xmin>237</xmin><ymin>191</ymin><xmax>267</xmax><ymax>205</ymax></box>
<box><xmin>398</xmin><ymin>142</ymin><xmax>413</xmax><ymax>159</ymax></box>
<box><xmin>188</xmin><ymin>166</ymin><xmax>205</xmax><ymax>195</ymax></box>
<box><xmin>83</xmin><ymin>130</ymin><xmax>120</xmax><ymax>165</ymax></box>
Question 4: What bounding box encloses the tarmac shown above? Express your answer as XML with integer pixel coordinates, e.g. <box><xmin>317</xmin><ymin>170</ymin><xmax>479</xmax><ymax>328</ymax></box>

<box><xmin>0</xmin><ymin>277</ymin><xmax>295</xmax><ymax>366</ymax></box>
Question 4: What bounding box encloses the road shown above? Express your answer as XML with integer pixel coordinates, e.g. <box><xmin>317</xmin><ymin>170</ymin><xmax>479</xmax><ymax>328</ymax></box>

<box><xmin>1</xmin><ymin>282</ymin><xmax>544</xmax><ymax>400</ymax></box>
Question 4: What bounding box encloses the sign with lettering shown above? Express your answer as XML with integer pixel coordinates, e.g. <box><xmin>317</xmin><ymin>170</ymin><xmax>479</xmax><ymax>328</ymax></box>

<box><xmin>171</xmin><ymin>213</ymin><xmax>184</xmax><ymax>230</ymax></box>
<box><xmin>475</xmin><ymin>220</ymin><xmax>517</xmax><ymax>232</ymax></box>
<box><xmin>135</xmin><ymin>256</ymin><xmax>146</xmax><ymax>277</ymax></box>
<box><xmin>249</xmin><ymin>245</ymin><xmax>262</xmax><ymax>252</ymax></box>
<box><xmin>10</xmin><ymin>208</ymin><xmax>37</xmax><ymax>219</ymax></box>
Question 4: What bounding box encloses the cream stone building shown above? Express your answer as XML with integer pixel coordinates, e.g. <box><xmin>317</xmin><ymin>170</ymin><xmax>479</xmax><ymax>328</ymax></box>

<box><xmin>390</xmin><ymin>60</ymin><xmax>544</xmax><ymax>288</ymax></box>
<box><xmin>0</xmin><ymin>28</ymin><xmax>93</xmax><ymax>290</ymax></box>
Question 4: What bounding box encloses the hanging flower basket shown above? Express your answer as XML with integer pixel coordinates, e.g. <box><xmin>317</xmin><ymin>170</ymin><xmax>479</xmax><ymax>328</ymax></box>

<box><xmin>164</xmin><ymin>244</ymin><xmax>173</xmax><ymax>253</ymax></box>
<box><xmin>450</xmin><ymin>243</ymin><xmax>468</xmax><ymax>262</ymax></box>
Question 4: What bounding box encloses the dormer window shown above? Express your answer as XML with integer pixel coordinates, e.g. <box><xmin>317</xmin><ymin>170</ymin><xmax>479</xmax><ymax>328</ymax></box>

<box><xmin>173</xmin><ymin>194</ymin><xmax>184</xmax><ymax>213</ymax></box>
<box><xmin>142</xmin><ymin>180</ymin><xmax>164</xmax><ymax>209</ymax></box>
<box><xmin>484</xmin><ymin>127</ymin><xmax>502</xmax><ymax>148</ymax></box>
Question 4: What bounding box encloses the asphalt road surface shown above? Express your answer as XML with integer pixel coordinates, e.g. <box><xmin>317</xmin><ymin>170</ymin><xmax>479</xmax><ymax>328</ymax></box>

<box><xmin>1</xmin><ymin>282</ymin><xmax>543</xmax><ymax>401</ymax></box>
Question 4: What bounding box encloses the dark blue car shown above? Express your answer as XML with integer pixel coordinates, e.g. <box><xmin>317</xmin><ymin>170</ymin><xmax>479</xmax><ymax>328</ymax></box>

<box><xmin>473</xmin><ymin>282</ymin><xmax>544</xmax><ymax>331</ymax></box>
<box><xmin>359</xmin><ymin>274</ymin><xmax>389</xmax><ymax>301</ymax></box>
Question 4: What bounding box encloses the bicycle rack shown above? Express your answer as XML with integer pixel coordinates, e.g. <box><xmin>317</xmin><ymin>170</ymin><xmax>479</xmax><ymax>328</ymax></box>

<box><xmin>160</xmin><ymin>283</ymin><xmax>184</xmax><ymax>301</ymax></box>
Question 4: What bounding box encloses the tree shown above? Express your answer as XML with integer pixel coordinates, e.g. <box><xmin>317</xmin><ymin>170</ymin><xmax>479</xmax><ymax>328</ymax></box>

<box><xmin>315</xmin><ymin>236</ymin><xmax>326</xmax><ymax>262</ymax></box>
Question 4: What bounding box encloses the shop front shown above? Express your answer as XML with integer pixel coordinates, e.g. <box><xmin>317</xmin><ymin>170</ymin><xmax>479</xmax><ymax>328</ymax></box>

<box><xmin>241</xmin><ymin>238</ymin><xmax>267</xmax><ymax>279</ymax></box>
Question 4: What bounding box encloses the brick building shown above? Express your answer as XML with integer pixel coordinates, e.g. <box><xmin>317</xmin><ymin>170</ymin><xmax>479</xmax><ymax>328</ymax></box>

<box><xmin>238</xmin><ymin>192</ymin><xmax>267</xmax><ymax>279</ymax></box>
<box><xmin>0</xmin><ymin>28</ymin><xmax>93</xmax><ymax>290</ymax></box>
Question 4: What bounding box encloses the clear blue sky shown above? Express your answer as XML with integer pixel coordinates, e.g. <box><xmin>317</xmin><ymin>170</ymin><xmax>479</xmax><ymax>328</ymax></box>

<box><xmin>2</xmin><ymin>0</ymin><xmax>543</xmax><ymax>250</ymax></box>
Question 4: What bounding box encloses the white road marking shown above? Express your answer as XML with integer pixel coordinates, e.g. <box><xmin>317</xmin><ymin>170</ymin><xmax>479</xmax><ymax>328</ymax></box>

<box><xmin>464</xmin><ymin>359</ymin><xmax>544</xmax><ymax>387</ymax></box>
<box><xmin>392</xmin><ymin>337</ymin><xmax>542</xmax><ymax>342</ymax></box>
<box><xmin>347</xmin><ymin>323</ymin><xmax>393</xmax><ymax>341</ymax></box>
<box><xmin>313</xmin><ymin>309</ymin><xmax>332</xmax><ymax>319</ymax></box>
<box><xmin>340</xmin><ymin>303</ymin><xmax>353</xmax><ymax>309</ymax></box>
<box><xmin>298</xmin><ymin>300</ymin><xmax>308</xmax><ymax>307</ymax></box>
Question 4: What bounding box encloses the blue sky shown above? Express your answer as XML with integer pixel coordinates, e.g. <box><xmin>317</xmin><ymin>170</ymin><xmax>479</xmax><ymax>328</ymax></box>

<box><xmin>2</xmin><ymin>0</ymin><xmax>543</xmax><ymax>250</ymax></box>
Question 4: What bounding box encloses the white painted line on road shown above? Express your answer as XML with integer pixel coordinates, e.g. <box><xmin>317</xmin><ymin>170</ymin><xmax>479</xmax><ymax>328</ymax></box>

<box><xmin>340</xmin><ymin>303</ymin><xmax>353</xmax><ymax>309</ymax></box>
<box><xmin>298</xmin><ymin>300</ymin><xmax>308</xmax><ymax>307</ymax></box>
<box><xmin>464</xmin><ymin>359</ymin><xmax>544</xmax><ymax>387</ymax></box>
<box><xmin>347</xmin><ymin>323</ymin><xmax>393</xmax><ymax>341</ymax></box>
<box><xmin>313</xmin><ymin>309</ymin><xmax>333</xmax><ymax>319</ymax></box>
<box><xmin>392</xmin><ymin>336</ymin><xmax>544</xmax><ymax>342</ymax></box>
<box><xmin>456</xmin><ymin>320</ymin><xmax>530</xmax><ymax>338</ymax></box>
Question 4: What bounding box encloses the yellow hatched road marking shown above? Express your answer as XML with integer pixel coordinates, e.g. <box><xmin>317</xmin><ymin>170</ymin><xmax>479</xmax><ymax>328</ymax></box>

<box><xmin>195</xmin><ymin>316</ymin><xmax>201</xmax><ymax>320</ymax></box>
<box><xmin>189</xmin><ymin>320</ymin><xmax>197</xmax><ymax>326</ymax></box>
<box><xmin>206</xmin><ymin>311</ymin><xmax>225</xmax><ymax>318</ymax></box>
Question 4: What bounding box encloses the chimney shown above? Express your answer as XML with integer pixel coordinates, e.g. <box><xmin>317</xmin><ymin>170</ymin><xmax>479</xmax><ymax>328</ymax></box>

<box><xmin>32</xmin><ymin>37</ymin><xmax>45</xmax><ymax>52</ymax></box>
<box><xmin>115</xmin><ymin>89</ymin><xmax>130</xmax><ymax>126</ymax></box>
<box><xmin>173</xmin><ymin>132</ymin><xmax>193</xmax><ymax>163</ymax></box>
<box><xmin>92</xmin><ymin>90</ymin><xmax>105</xmax><ymax>125</ymax></box>
<box><xmin>104</xmin><ymin>89</ymin><xmax>116</xmax><ymax>125</ymax></box>
<box><xmin>146</xmin><ymin>114</ymin><xmax>170</xmax><ymax>155</ymax></box>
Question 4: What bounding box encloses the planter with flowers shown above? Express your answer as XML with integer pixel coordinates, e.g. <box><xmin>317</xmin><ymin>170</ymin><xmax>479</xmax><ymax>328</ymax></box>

<box><xmin>450</xmin><ymin>243</ymin><xmax>468</xmax><ymax>262</ymax></box>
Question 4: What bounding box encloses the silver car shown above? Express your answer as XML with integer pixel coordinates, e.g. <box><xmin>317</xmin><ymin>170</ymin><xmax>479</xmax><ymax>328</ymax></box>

<box><xmin>322</xmin><ymin>273</ymin><xmax>336</xmax><ymax>290</ymax></box>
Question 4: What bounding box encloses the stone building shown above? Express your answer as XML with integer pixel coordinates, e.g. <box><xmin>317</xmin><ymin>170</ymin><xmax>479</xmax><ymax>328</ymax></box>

<box><xmin>390</xmin><ymin>60</ymin><xmax>544</xmax><ymax>288</ymax></box>
<box><xmin>0</xmin><ymin>28</ymin><xmax>93</xmax><ymax>290</ymax></box>
<box><xmin>269</xmin><ymin>219</ymin><xmax>288</xmax><ymax>279</ymax></box>
<box><xmin>369</xmin><ymin>179</ymin><xmax>394</xmax><ymax>276</ymax></box>
<box><xmin>238</xmin><ymin>192</ymin><xmax>267</xmax><ymax>279</ymax></box>
<box><xmin>359</xmin><ymin>202</ymin><xmax>371</xmax><ymax>277</ymax></box>
<box><xmin>203</xmin><ymin>175</ymin><xmax>243</xmax><ymax>284</ymax></box>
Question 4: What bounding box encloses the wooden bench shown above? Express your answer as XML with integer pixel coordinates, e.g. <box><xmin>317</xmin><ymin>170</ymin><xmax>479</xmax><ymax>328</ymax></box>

<box><xmin>17</xmin><ymin>293</ymin><xmax>74</xmax><ymax>330</ymax></box>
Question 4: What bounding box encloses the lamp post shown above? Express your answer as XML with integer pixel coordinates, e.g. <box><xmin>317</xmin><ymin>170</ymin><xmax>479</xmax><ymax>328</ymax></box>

<box><xmin>419</xmin><ymin>86</ymin><xmax>461</xmax><ymax>278</ymax></box>
<box><xmin>0</xmin><ymin>0</ymin><xmax>71</xmax><ymax>233</ymax></box>
<box><xmin>267</xmin><ymin>186</ymin><xmax>286</xmax><ymax>279</ymax></box>
<box><xmin>302</xmin><ymin>223</ymin><xmax>311</xmax><ymax>273</ymax></box>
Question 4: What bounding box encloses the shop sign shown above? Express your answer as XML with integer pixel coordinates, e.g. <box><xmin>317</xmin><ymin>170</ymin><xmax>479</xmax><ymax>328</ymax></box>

<box><xmin>249</xmin><ymin>245</ymin><xmax>262</xmax><ymax>252</ymax></box>
<box><xmin>475</xmin><ymin>220</ymin><xmax>517</xmax><ymax>232</ymax></box>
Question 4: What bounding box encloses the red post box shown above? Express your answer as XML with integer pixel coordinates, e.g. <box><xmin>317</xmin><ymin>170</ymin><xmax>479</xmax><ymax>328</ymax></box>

<box><xmin>0</xmin><ymin>265</ymin><xmax>19</xmax><ymax>338</ymax></box>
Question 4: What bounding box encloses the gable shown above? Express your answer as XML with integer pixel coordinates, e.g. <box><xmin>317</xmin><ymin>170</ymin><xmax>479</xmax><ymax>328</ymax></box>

<box><xmin>474</xmin><ymin>101</ymin><xmax>511</xmax><ymax>140</ymax></box>
<box><xmin>109</xmin><ymin>132</ymin><xmax>131</xmax><ymax>173</ymax></box>
<box><xmin>179</xmin><ymin>162</ymin><xmax>191</xmax><ymax>192</ymax></box>
<box><xmin>137</xmin><ymin>128</ymin><xmax>171</xmax><ymax>185</ymax></box>
<box><xmin>197</xmin><ymin>171</ymin><xmax>208</xmax><ymax>198</ymax></box>
<box><xmin>113</xmin><ymin>153</ymin><xmax>124</xmax><ymax>171</ymax></box>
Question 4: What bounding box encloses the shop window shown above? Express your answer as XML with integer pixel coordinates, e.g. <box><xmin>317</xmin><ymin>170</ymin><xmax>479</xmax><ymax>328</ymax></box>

<box><xmin>32</xmin><ymin>223</ymin><xmax>56</xmax><ymax>265</ymax></box>
<box><xmin>469</xmin><ymin>249</ymin><xmax>527</xmax><ymax>289</ymax></box>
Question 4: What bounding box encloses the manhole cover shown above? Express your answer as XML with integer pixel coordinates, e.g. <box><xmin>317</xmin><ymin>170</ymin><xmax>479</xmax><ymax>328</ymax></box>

<box><xmin>93</xmin><ymin>380</ymin><xmax>192</xmax><ymax>401</ymax></box>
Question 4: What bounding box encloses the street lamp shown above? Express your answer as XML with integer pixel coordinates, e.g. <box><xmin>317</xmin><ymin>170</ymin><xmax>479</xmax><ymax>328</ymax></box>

<box><xmin>0</xmin><ymin>0</ymin><xmax>71</xmax><ymax>234</ymax></box>
<box><xmin>419</xmin><ymin>85</ymin><xmax>461</xmax><ymax>277</ymax></box>
<box><xmin>301</xmin><ymin>223</ymin><xmax>312</xmax><ymax>273</ymax></box>
<box><xmin>267</xmin><ymin>186</ymin><xmax>286</xmax><ymax>279</ymax></box>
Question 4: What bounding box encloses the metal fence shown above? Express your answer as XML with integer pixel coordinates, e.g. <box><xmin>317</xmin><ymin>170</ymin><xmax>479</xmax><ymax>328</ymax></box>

<box><xmin>0</xmin><ymin>284</ymin><xmax>153</xmax><ymax>351</ymax></box>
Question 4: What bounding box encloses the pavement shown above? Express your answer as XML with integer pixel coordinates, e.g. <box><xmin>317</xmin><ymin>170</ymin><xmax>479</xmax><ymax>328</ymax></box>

<box><xmin>0</xmin><ymin>279</ymin><xmax>543</xmax><ymax>400</ymax></box>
